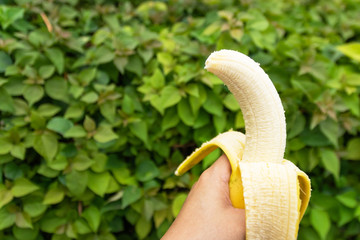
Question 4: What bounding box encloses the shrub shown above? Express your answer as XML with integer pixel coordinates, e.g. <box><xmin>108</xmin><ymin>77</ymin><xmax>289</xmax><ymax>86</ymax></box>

<box><xmin>0</xmin><ymin>0</ymin><xmax>359</xmax><ymax>239</ymax></box>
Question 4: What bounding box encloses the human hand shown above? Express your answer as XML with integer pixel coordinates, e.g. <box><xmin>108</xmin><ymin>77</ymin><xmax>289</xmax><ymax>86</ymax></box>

<box><xmin>162</xmin><ymin>154</ymin><xmax>246</xmax><ymax>240</ymax></box>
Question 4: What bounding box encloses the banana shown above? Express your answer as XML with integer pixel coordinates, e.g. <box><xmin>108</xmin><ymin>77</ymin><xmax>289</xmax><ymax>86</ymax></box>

<box><xmin>175</xmin><ymin>50</ymin><xmax>311</xmax><ymax>239</ymax></box>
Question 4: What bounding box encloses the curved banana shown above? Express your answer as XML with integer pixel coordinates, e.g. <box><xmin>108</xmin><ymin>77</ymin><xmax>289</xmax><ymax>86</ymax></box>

<box><xmin>175</xmin><ymin>50</ymin><xmax>311</xmax><ymax>239</ymax></box>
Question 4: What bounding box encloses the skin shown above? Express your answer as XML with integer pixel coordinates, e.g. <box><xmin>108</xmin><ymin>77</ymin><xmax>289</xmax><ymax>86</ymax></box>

<box><xmin>162</xmin><ymin>155</ymin><xmax>246</xmax><ymax>240</ymax></box>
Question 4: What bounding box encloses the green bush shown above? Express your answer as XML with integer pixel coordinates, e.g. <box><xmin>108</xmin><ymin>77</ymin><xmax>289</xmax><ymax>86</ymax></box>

<box><xmin>0</xmin><ymin>0</ymin><xmax>359</xmax><ymax>239</ymax></box>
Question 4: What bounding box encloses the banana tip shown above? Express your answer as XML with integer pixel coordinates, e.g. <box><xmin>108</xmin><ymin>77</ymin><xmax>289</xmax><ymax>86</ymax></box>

<box><xmin>204</xmin><ymin>50</ymin><xmax>219</xmax><ymax>70</ymax></box>
<box><xmin>204</xmin><ymin>49</ymin><xmax>261</xmax><ymax>71</ymax></box>
<box><xmin>204</xmin><ymin>59</ymin><xmax>212</xmax><ymax>70</ymax></box>
<box><xmin>204</xmin><ymin>50</ymin><xmax>234</xmax><ymax>71</ymax></box>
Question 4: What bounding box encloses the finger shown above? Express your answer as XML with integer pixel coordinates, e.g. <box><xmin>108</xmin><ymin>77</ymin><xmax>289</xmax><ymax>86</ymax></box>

<box><xmin>206</xmin><ymin>154</ymin><xmax>231</xmax><ymax>183</ymax></box>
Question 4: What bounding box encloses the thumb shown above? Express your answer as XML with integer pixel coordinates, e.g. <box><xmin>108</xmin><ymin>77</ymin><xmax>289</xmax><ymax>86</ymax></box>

<box><xmin>206</xmin><ymin>154</ymin><xmax>232</xmax><ymax>184</ymax></box>
<box><xmin>202</xmin><ymin>154</ymin><xmax>234</xmax><ymax>206</ymax></box>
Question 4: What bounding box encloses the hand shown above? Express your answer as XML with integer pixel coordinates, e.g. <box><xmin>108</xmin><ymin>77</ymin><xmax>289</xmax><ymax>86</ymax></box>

<box><xmin>162</xmin><ymin>155</ymin><xmax>246</xmax><ymax>240</ymax></box>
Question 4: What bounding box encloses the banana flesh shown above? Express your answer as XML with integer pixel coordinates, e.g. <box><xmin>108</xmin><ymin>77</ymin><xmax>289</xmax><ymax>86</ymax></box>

<box><xmin>175</xmin><ymin>50</ymin><xmax>311</xmax><ymax>239</ymax></box>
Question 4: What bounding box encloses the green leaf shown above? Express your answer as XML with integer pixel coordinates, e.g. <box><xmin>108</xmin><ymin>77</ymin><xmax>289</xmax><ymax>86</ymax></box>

<box><xmin>81</xmin><ymin>91</ymin><xmax>98</xmax><ymax>103</ymax></box>
<box><xmin>0</xmin><ymin>155</ymin><xmax>12</xmax><ymax>166</ymax></box>
<box><xmin>320</xmin><ymin>148</ymin><xmax>340</xmax><ymax>180</ymax></box>
<box><xmin>344</xmin><ymin>71</ymin><xmax>360</xmax><ymax>87</ymax></box>
<box><xmin>40</xmin><ymin>215</ymin><xmax>67</xmax><ymax>233</ymax></box>
<box><xmin>13</xmin><ymin>99</ymin><xmax>28</xmax><ymax>116</ymax></box>
<box><xmin>160</xmin><ymin>85</ymin><xmax>182</xmax><ymax>109</ymax></box>
<box><xmin>0</xmin><ymin>185</ymin><xmax>13</xmax><ymax>208</ymax></box>
<box><xmin>138</xmin><ymin>48</ymin><xmax>153</xmax><ymax>63</ymax></box>
<box><xmin>310</xmin><ymin>209</ymin><xmax>331</xmax><ymax>240</ymax></box>
<box><xmin>0</xmin><ymin>51</ymin><xmax>13</xmax><ymax>73</ymax></box>
<box><xmin>83</xmin><ymin>115</ymin><xmax>96</xmax><ymax>132</ymax></box>
<box><xmin>122</xmin><ymin>93</ymin><xmax>136</xmax><ymax>114</ymax></box>
<box><xmin>157</xmin><ymin>52</ymin><xmax>174</xmax><ymax>74</ymax></box>
<box><xmin>47</xmin><ymin>117</ymin><xmax>74</xmax><ymax>135</ymax></box>
<box><xmin>13</xmin><ymin>225</ymin><xmax>39</xmax><ymax>240</ymax></box>
<box><xmin>70</xmin><ymin>85</ymin><xmax>84</xmax><ymax>99</ymax></box>
<box><xmin>33</xmin><ymin>132</ymin><xmax>58</xmax><ymax>161</ymax></box>
<box><xmin>246</xmin><ymin>10</ymin><xmax>269</xmax><ymax>31</ymax></box>
<box><xmin>288</xmin><ymin>138</ymin><xmax>306</xmax><ymax>151</ymax></box>
<box><xmin>143</xmin><ymin>199</ymin><xmax>156</xmax><ymax>221</ymax></box>
<box><xmin>341</xmin><ymin>93</ymin><xmax>359</xmax><ymax>116</ymax></box>
<box><xmin>92</xmin><ymin>46</ymin><xmax>115</xmax><ymax>65</ymax></box>
<box><xmin>0</xmin><ymin>87</ymin><xmax>15</xmax><ymax>113</ymax></box>
<box><xmin>37</xmin><ymin>104</ymin><xmax>61</xmax><ymax>117</ymax></box>
<box><xmin>122</xmin><ymin>185</ymin><xmax>142</xmax><ymax>208</ymax></box>
<box><xmin>10</xmin><ymin>144</ymin><xmax>25</xmax><ymax>160</ymax></box>
<box><xmin>78</xmin><ymin>67</ymin><xmax>97</xmax><ymax>85</ymax></box>
<box><xmin>300</xmin><ymin>127</ymin><xmax>331</xmax><ymax>147</ymax></box>
<box><xmin>94</xmin><ymin>125</ymin><xmax>118</xmax><ymax>143</ymax></box>
<box><xmin>161</xmin><ymin>108</ymin><xmax>179</xmax><ymax>131</ymax></box>
<box><xmin>11</xmin><ymin>178</ymin><xmax>39</xmax><ymax>197</ymax></box>
<box><xmin>23</xmin><ymin>197</ymin><xmax>47</xmax><ymax>217</ymax></box>
<box><xmin>15</xmin><ymin>211</ymin><xmax>33</xmax><ymax>229</ymax></box>
<box><xmin>213</xmin><ymin>113</ymin><xmax>227</xmax><ymax>133</ymax></box>
<box><xmin>64</xmin><ymin>125</ymin><xmax>87</xmax><ymax>138</ymax></box>
<box><xmin>30</xmin><ymin>111</ymin><xmax>46</xmax><ymax>129</ymax></box>
<box><xmin>92</xmin><ymin>29</ymin><xmax>111</xmax><ymax>45</ymax></box>
<box><xmin>136</xmin><ymin>160</ymin><xmax>160</xmax><ymax>182</ymax></box>
<box><xmin>319</xmin><ymin>118</ymin><xmax>338</xmax><ymax>148</ymax></box>
<box><xmin>0</xmin><ymin>6</ymin><xmax>25</xmax><ymax>29</ymax></box>
<box><xmin>185</xmin><ymin>83</ymin><xmax>199</xmax><ymax>97</ymax></box>
<box><xmin>149</xmin><ymin>95</ymin><xmax>164</xmax><ymax>114</ymax></box>
<box><xmin>129</xmin><ymin>121</ymin><xmax>148</xmax><ymax>144</ymax></box>
<box><xmin>39</xmin><ymin>65</ymin><xmax>55</xmax><ymax>79</ymax></box>
<box><xmin>112</xmin><ymin>166</ymin><xmax>136</xmax><ymax>186</ymax></box>
<box><xmin>153</xmin><ymin>210</ymin><xmax>167</xmax><ymax>229</ymax></box>
<box><xmin>91</xmin><ymin>153</ymin><xmax>107</xmax><ymax>173</ymax></box>
<box><xmin>149</xmin><ymin>68</ymin><xmax>165</xmax><ymax>89</ymax></box>
<box><xmin>177</xmin><ymin>98</ymin><xmax>195</xmax><ymax>126</ymax></box>
<box><xmin>288</xmin><ymin>113</ymin><xmax>306</xmax><ymax>139</ymax></box>
<box><xmin>114</xmin><ymin>57</ymin><xmax>128</xmax><ymax>74</ymax></box>
<box><xmin>65</xmin><ymin>170</ymin><xmax>88</xmax><ymax>197</ymax></box>
<box><xmin>45</xmin><ymin>77</ymin><xmax>69</xmax><ymax>102</ymax></box>
<box><xmin>292</xmin><ymin>77</ymin><xmax>322</xmax><ymax>101</ymax></box>
<box><xmin>65</xmin><ymin>104</ymin><xmax>84</xmax><ymax>119</ymax></box>
<box><xmin>337</xmin><ymin>43</ymin><xmax>360</xmax><ymax>62</ymax></box>
<box><xmin>0</xmin><ymin>138</ymin><xmax>12</xmax><ymax>155</ymax></box>
<box><xmin>338</xmin><ymin>204</ymin><xmax>354</xmax><ymax>226</ymax></box>
<box><xmin>74</xmin><ymin>219</ymin><xmax>92</xmax><ymax>235</ymax></box>
<box><xmin>194</xmin><ymin>109</ymin><xmax>210</xmax><ymax>129</ymax></box>
<box><xmin>106</xmin><ymin>175</ymin><xmax>120</xmax><ymax>194</ymax></box>
<box><xmin>27</xmin><ymin>29</ymin><xmax>52</xmax><ymax>48</ymax></box>
<box><xmin>38</xmin><ymin>164</ymin><xmax>59</xmax><ymax>178</ymax></box>
<box><xmin>4</xmin><ymin>162</ymin><xmax>23</xmax><ymax>180</ymax></box>
<box><xmin>203</xmin><ymin>91</ymin><xmax>223</xmax><ymax>117</ymax></box>
<box><xmin>45</xmin><ymin>48</ymin><xmax>65</xmax><ymax>74</ymax></box>
<box><xmin>125</xmin><ymin>55</ymin><xmax>143</xmax><ymax>77</ymax></box>
<box><xmin>345</xmin><ymin>138</ymin><xmax>360</xmax><ymax>160</ymax></box>
<box><xmin>43</xmin><ymin>187</ymin><xmax>65</xmax><ymax>205</ymax></box>
<box><xmin>223</xmin><ymin>94</ymin><xmax>240</xmax><ymax>111</ymax></box>
<box><xmin>100</xmin><ymin>101</ymin><xmax>116</xmax><ymax>122</ymax></box>
<box><xmin>47</xmin><ymin>155</ymin><xmax>68</xmax><ymax>171</ymax></box>
<box><xmin>0</xmin><ymin>208</ymin><xmax>16</xmax><ymax>230</ymax></box>
<box><xmin>336</xmin><ymin>191</ymin><xmax>358</xmax><ymax>208</ymax></box>
<box><xmin>72</xmin><ymin>153</ymin><xmax>94</xmax><ymax>171</ymax></box>
<box><xmin>87</xmin><ymin>172</ymin><xmax>111</xmax><ymax>197</ymax></box>
<box><xmin>82</xmin><ymin>205</ymin><xmax>101</xmax><ymax>232</ymax></box>
<box><xmin>172</xmin><ymin>193</ymin><xmax>187</xmax><ymax>217</ymax></box>
<box><xmin>135</xmin><ymin>216</ymin><xmax>151</xmax><ymax>239</ymax></box>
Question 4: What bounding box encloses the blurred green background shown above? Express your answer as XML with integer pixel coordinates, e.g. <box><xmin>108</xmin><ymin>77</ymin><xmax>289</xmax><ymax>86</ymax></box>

<box><xmin>0</xmin><ymin>0</ymin><xmax>359</xmax><ymax>239</ymax></box>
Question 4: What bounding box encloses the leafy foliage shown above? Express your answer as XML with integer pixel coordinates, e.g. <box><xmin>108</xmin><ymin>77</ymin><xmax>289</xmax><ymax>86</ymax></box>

<box><xmin>0</xmin><ymin>0</ymin><xmax>360</xmax><ymax>239</ymax></box>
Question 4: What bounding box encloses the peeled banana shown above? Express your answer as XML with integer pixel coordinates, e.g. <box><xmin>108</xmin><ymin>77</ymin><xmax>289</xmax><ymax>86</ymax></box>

<box><xmin>175</xmin><ymin>50</ymin><xmax>311</xmax><ymax>239</ymax></box>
